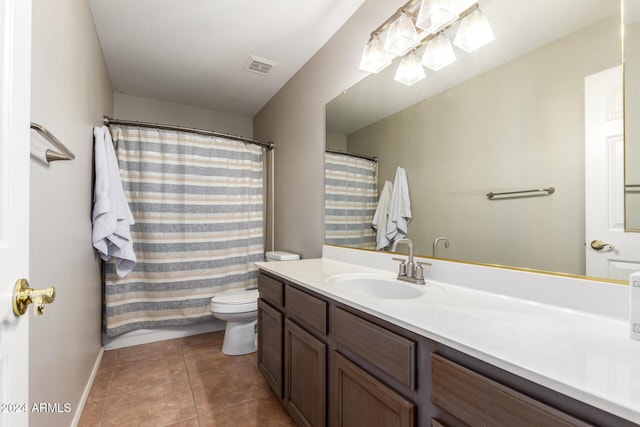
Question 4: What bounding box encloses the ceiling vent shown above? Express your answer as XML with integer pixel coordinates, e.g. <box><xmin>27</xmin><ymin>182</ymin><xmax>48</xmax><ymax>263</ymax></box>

<box><xmin>243</xmin><ymin>55</ymin><xmax>278</xmax><ymax>76</ymax></box>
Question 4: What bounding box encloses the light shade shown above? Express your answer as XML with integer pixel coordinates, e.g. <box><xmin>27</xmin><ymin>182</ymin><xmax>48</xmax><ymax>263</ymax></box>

<box><xmin>453</xmin><ymin>9</ymin><xmax>495</xmax><ymax>52</ymax></box>
<box><xmin>394</xmin><ymin>51</ymin><xmax>426</xmax><ymax>86</ymax></box>
<box><xmin>359</xmin><ymin>35</ymin><xmax>392</xmax><ymax>73</ymax></box>
<box><xmin>415</xmin><ymin>0</ymin><xmax>458</xmax><ymax>34</ymax></box>
<box><xmin>421</xmin><ymin>34</ymin><xmax>456</xmax><ymax>71</ymax></box>
<box><xmin>384</xmin><ymin>12</ymin><xmax>420</xmax><ymax>57</ymax></box>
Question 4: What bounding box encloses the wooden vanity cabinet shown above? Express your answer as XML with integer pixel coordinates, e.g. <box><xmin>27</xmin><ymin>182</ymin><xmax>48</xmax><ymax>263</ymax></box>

<box><xmin>257</xmin><ymin>273</ymin><xmax>284</xmax><ymax>398</ymax></box>
<box><xmin>257</xmin><ymin>270</ymin><xmax>637</xmax><ymax>427</ymax></box>
<box><xmin>331</xmin><ymin>306</ymin><xmax>417</xmax><ymax>427</ymax></box>
<box><xmin>431</xmin><ymin>354</ymin><xmax>593</xmax><ymax>427</ymax></box>
<box><xmin>332</xmin><ymin>307</ymin><xmax>416</xmax><ymax>390</ymax></box>
<box><xmin>284</xmin><ymin>318</ymin><xmax>326</xmax><ymax>427</ymax></box>
<box><xmin>258</xmin><ymin>271</ymin><xmax>328</xmax><ymax>427</ymax></box>
<box><xmin>429</xmin><ymin>350</ymin><xmax>638</xmax><ymax>427</ymax></box>
<box><xmin>258</xmin><ymin>270</ymin><xmax>421</xmax><ymax>427</ymax></box>
<box><xmin>332</xmin><ymin>351</ymin><xmax>415</xmax><ymax>427</ymax></box>
<box><xmin>283</xmin><ymin>284</ymin><xmax>328</xmax><ymax>427</ymax></box>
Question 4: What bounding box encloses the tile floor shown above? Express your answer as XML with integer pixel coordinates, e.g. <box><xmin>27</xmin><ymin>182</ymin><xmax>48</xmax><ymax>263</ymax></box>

<box><xmin>78</xmin><ymin>331</ymin><xmax>296</xmax><ymax>427</ymax></box>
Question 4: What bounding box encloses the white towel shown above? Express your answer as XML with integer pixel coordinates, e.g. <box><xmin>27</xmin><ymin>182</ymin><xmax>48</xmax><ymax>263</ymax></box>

<box><xmin>372</xmin><ymin>180</ymin><xmax>393</xmax><ymax>250</ymax></box>
<box><xmin>92</xmin><ymin>126</ymin><xmax>136</xmax><ymax>277</ymax></box>
<box><xmin>386</xmin><ymin>167</ymin><xmax>412</xmax><ymax>243</ymax></box>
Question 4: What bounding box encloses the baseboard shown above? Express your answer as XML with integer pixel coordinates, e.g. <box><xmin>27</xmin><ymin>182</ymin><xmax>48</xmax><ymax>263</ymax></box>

<box><xmin>103</xmin><ymin>320</ymin><xmax>225</xmax><ymax>350</ymax></box>
<box><xmin>70</xmin><ymin>347</ymin><xmax>104</xmax><ymax>427</ymax></box>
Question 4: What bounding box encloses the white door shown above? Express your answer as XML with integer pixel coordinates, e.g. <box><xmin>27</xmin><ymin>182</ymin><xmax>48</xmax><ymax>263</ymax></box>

<box><xmin>585</xmin><ymin>65</ymin><xmax>640</xmax><ymax>280</ymax></box>
<box><xmin>0</xmin><ymin>0</ymin><xmax>31</xmax><ymax>426</ymax></box>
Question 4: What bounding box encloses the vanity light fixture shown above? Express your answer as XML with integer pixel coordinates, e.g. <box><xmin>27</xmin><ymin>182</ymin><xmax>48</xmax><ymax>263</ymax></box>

<box><xmin>360</xmin><ymin>35</ymin><xmax>392</xmax><ymax>73</ymax></box>
<box><xmin>421</xmin><ymin>33</ymin><xmax>456</xmax><ymax>71</ymax></box>
<box><xmin>415</xmin><ymin>0</ymin><xmax>458</xmax><ymax>35</ymax></box>
<box><xmin>394</xmin><ymin>50</ymin><xmax>426</xmax><ymax>86</ymax></box>
<box><xmin>453</xmin><ymin>8</ymin><xmax>495</xmax><ymax>52</ymax></box>
<box><xmin>358</xmin><ymin>0</ymin><xmax>494</xmax><ymax>84</ymax></box>
<box><xmin>384</xmin><ymin>12</ymin><xmax>421</xmax><ymax>56</ymax></box>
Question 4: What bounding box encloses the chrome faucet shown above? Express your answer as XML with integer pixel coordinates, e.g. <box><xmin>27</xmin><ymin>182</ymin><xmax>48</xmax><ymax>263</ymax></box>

<box><xmin>391</xmin><ymin>238</ymin><xmax>429</xmax><ymax>285</ymax></box>
<box><xmin>433</xmin><ymin>237</ymin><xmax>450</xmax><ymax>258</ymax></box>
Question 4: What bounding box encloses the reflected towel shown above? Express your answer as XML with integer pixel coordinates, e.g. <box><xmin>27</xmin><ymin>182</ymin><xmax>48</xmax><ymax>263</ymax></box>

<box><xmin>386</xmin><ymin>167</ymin><xmax>412</xmax><ymax>243</ymax></box>
<box><xmin>92</xmin><ymin>125</ymin><xmax>136</xmax><ymax>277</ymax></box>
<box><xmin>372</xmin><ymin>180</ymin><xmax>393</xmax><ymax>250</ymax></box>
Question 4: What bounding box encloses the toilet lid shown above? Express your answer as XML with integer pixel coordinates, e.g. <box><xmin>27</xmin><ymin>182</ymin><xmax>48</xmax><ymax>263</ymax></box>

<box><xmin>211</xmin><ymin>289</ymin><xmax>259</xmax><ymax>305</ymax></box>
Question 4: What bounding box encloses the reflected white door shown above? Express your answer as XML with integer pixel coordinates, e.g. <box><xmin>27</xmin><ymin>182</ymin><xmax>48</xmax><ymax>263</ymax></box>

<box><xmin>585</xmin><ymin>65</ymin><xmax>640</xmax><ymax>280</ymax></box>
<box><xmin>0</xmin><ymin>0</ymin><xmax>31</xmax><ymax>425</ymax></box>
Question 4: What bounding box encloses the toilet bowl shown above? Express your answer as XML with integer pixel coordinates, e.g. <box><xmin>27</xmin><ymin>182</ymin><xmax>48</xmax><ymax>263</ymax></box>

<box><xmin>210</xmin><ymin>288</ymin><xmax>259</xmax><ymax>356</ymax></box>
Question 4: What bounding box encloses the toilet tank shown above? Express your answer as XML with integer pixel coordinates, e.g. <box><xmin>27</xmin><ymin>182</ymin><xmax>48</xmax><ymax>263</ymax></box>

<box><xmin>265</xmin><ymin>251</ymin><xmax>300</xmax><ymax>261</ymax></box>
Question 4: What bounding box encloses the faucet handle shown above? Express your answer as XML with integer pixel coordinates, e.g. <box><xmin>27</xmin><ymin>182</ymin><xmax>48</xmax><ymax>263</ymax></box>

<box><xmin>414</xmin><ymin>261</ymin><xmax>432</xmax><ymax>282</ymax></box>
<box><xmin>392</xmin><ymin>257</ymin><xmax>407</xmax><ymax>276</ymax></box>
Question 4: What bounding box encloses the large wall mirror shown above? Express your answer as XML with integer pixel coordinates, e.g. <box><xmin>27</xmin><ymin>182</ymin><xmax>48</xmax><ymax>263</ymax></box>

<box><xmin>325</xmin><ymin>0</ymin><xmax>638</xmax><ymax>282</ymax></box>
<box><xmin>626</xmin><ymin>1</ymin><xmax>640</xmax><ymax>230</ymax></box>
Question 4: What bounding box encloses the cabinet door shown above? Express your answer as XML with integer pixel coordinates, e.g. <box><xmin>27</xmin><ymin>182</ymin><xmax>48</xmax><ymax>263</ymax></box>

<box><xmin>332</xmin><ymin>351</ymin><xmax>415</xmax><ymax>427</ymax></box>
<box><xmin>285</xmin><ymin>319</ymin><xmax>326</xmax><ymax>427</ymax></box>
<box><xmin>257</xmin><ymin>299</ymin><xmax>283</xmax><ymax>398</ymax></box>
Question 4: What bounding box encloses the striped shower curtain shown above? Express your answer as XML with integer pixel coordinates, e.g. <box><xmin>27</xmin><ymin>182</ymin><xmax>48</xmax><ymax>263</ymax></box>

<box><xmin>324</xmin><ymin>152</ymin><xmax>377</xmax><ymax>249</ymax></box>
<box><xmin>103</xmin><ymin>125</ymin><xmax>264</xmax><ymax>337</ymax></box>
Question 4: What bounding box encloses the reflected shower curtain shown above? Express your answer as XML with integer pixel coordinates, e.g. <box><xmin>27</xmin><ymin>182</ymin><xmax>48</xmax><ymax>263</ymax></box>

<box><xmin>324</xmin><ymin>152</ymin><xmax>377</xmax><ymax>249</ymax></box>
<box><xmin>103</xmin><ymin>125</ymin><xmax>264</xmax><ymax>337</ymax></box>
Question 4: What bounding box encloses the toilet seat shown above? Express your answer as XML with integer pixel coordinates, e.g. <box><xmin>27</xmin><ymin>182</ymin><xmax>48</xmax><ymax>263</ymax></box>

<box><xmin>210</xmin><ymin>289</ymin><xmax>258</xmax><ymax>314</ymax></box>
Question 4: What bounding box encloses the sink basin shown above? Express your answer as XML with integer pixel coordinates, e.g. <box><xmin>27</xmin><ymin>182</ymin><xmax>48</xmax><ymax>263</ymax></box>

<box><xmin>327</xmin><ymin>274</ymin><xmax>439</xmax><ymax>300</ymax></box>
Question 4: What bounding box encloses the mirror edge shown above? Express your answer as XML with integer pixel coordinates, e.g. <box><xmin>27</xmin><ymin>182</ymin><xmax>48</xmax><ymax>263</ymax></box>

<box><xmin>323</xmin><ymin>245</ymin><xmax>629</xmax><ymax>286</ymax></box>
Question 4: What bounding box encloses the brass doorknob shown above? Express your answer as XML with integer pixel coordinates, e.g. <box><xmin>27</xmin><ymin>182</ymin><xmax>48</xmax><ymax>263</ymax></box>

<box><xmin>590</xmin><ymin>240</ymin><xmax>615</xmax><ymax>251</ymax></box>
<box><xmin>13</xmin><ymin>278</ymin><xmax>56</xmax><ymax>316</ymax></box>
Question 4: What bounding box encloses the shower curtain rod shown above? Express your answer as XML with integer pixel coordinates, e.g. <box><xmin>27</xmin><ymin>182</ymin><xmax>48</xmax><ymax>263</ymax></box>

<box><xmin>103</xmin><ymin>116</ymin><xmax>274</xmax><ymax>150</ymax></box>
<box><xmin>326</xmin><ymin>148</ymin><xmax>377</xmax><ymax>162</ymax></box>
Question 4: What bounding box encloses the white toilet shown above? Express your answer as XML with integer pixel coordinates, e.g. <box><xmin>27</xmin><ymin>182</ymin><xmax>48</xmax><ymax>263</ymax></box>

<box><xmin>210</xmin><ymin>251</ymin><xmax>299</xmax><ymax>356</ymax></box>
<box><xmin>210</xmin><ymin>288</ymin><xmax>260</xmax><ymax>355</ymax></box>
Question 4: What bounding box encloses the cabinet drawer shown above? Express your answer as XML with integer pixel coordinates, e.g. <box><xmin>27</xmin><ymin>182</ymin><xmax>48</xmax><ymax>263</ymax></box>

<box><xmin>432</xmin><ymin>354</ymin><xmax>593</xmax><ymax>427</ymax></box>
<box><xmin>258</xmin><ymin>272</ymin><xmax>283</xmax><ymax>307</ymax></box>
<box><xmin>333</xmin><ymin>307</ymin><xmax>416</xmax><ymax>390</ymax></box>
<box><xmin>285</xmin><ymin>285</ymin><xmax>327</xmax><ymax>334</ymax></box>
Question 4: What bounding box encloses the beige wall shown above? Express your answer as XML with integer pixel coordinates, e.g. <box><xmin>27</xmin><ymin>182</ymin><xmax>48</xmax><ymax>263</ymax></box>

<box><xmin>326</xmin><ymin>131</ymin><xmax>347</xmax><ymax>150</ymax></box>
<box><xmin>30</xmin><ymin>0</ymin><xmax>113</xmax><ymax>425</ymax></box>
<box><xmin>347</xmin><ymin>17</ymin><xmax>620</xmax><ymax>275</ymax></box>
<box><xmin>254</xmin><ymin>0</ymin><xmax>405</xmax><ymax>258</ymax></box>
<box><xmin>114</xmin><ymin>93</ymin><xmax>253</xmax><ymax>139</ymax></box>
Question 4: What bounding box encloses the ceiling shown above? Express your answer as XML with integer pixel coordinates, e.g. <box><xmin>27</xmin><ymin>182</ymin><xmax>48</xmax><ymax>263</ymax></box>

<box><xmin>89</xmin><ymin>0</ymin><xmax>618</xmax><ymax>124</ymax></box>
<box><xmin>88</xmin><ymin>0</ymin><xmax>366</xmax><ymax>117</ymax></box>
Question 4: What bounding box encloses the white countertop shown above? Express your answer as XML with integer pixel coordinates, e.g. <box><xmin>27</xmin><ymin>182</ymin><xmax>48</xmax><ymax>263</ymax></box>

<box><xmin>255</xmin><ymin>254</ymin><xmax>640</xmax><ymax>425</ymax></box>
